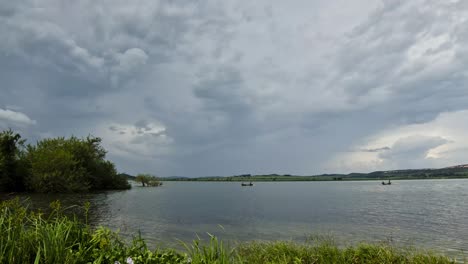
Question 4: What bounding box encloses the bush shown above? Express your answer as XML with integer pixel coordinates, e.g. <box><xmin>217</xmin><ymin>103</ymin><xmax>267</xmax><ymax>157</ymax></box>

<box><xmin>0</xmin><ymin>129</ymin><xmax>25</xmax><ymax>192</ymax></box>
<box><xmin>0</xmin><ymin>129</ymin><xmax>131</xmax><ymax>193</ymax></box>
<box><xmin>25</xmin><ymin>136</ymin><xmax>130</xmax><ymax>192</ymax></box>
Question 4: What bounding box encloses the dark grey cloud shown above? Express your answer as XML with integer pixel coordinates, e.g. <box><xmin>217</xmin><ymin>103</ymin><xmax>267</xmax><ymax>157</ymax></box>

<box><xmin>1</xmin><ymin>0</ymin><xmax>468</xmax><ymax>176</ymax></box>
<box><xmin>361</xmin><ymin>147</ymin><xmax>391</xmax><ymax>153</ymax></box>
<box><xmin>329</xmin><ymin>1</ymin><xmax>468</xmax><ymax>124</ymax></box>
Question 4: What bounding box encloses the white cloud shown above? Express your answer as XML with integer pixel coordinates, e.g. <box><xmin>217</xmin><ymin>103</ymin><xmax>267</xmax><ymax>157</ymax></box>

<box><xmin>329</xmin><ymin>110</ymin><xmax>468</xmax><ymax>172</ymax></box>
<box><xmin>0</xmin><ymin>108</ymin><xmax>36</xmax><ymax>126</ymax></box>
<box><xmin>98</xmin><ymin>121</ymin><xmax>173</xmax><ymax>159</ymax></box>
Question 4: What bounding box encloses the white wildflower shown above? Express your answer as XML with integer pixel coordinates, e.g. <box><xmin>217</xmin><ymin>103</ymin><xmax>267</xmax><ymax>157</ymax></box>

<box><xmin>126</xmin><ymin>257</ymin><xmax>134</xmax><ymax>264</ymax></box>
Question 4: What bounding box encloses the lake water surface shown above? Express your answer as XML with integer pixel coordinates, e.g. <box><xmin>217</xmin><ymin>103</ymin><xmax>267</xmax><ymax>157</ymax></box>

<box><xmin>5</xmin><ymin>179</ymin><xmax>468</xmax><ymax>258</ymax></box>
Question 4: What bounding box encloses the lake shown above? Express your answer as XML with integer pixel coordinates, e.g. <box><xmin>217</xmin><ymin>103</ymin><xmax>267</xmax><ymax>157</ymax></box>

<box><xmin>4</xmin><ymin>179</ymin><xmax>468</xmax><ymax>258</ymax></box>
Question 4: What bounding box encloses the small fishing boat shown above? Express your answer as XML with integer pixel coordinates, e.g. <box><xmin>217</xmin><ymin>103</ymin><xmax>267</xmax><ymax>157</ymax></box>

<box><xmin>241</xmin><ymin>182</ymin><xmax>254</xmax><ymax>186</ymax></box>
<box><xmin>382</xmin><ymin>180</ymin><xmax>391</xmax><ymax>185</ymax></box>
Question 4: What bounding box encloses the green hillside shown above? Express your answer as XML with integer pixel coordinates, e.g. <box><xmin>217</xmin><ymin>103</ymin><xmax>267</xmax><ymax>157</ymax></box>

<box><xmin>163</xmin><ymin>165</ymin><xmax>468</xmax><ymax>182</ymax></box>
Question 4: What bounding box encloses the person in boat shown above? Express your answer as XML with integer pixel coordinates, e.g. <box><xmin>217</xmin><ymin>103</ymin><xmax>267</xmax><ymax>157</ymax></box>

<box><xmin>382</xmin><ymin>180</ymin><xmax>391</xmax><ymax>185</ymax></box>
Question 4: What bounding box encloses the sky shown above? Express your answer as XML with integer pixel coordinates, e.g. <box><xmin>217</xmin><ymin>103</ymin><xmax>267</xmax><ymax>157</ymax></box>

<box><xmin>1</xmin><ymin>0</ymin><xmax>468</xmax><ymax>177</ymax></box>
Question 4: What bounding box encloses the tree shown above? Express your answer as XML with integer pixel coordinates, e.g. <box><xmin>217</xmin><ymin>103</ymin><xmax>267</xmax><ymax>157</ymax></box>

<box><xmin>0</xmin><ymin>129</ymin><xmax>25</xmax><ymax>192</ymax></box>
<box><xmin>135</xmin><ymin>174</ymin><xmax>161</xmax><ymax>187</ymax></box>
<box><xmin>25</xmin><ymin>135</ymin><xmax>130</xmax><ymax>192</ymax></box>
<box><xmin>0</xmin><ymin>130</ymin><xmax>131</xmax><ymax>193</ymax></box>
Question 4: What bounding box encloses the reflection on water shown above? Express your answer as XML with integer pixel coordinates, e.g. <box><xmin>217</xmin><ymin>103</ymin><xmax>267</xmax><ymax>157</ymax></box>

<box><xmin>2</xmin><ymin>179</ymin><xmax>468</xmax><ymax>259</ymax></box>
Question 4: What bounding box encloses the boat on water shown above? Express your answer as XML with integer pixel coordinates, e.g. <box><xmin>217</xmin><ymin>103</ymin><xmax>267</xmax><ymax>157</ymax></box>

<box><xmin>382</xmin><ymin>180</ymin><xmax>392</xmax><ymax>185</ymax></box>
<box><xmin>241</xmin><ymin>182</ymin><xmax>254</xmax><ymax>186</ymax></box>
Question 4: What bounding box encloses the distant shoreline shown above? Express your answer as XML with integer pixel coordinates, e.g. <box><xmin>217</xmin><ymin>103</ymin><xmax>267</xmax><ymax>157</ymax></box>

<box><xmin>161</xmin><ymin>166</ymin><xmax>468</xmax><ymax>182</ymax></box>
<box><xmin>163</xmin><ymin>176</ymin><xmax>468</xmax><ymax>182</ymax></box>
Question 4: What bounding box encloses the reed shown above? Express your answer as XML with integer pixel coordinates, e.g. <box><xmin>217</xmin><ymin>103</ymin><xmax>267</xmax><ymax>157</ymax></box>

<box><xmin>236</xmin><ymin>241</ymin><xmax>455</xmax><ymax>264</ymax></box>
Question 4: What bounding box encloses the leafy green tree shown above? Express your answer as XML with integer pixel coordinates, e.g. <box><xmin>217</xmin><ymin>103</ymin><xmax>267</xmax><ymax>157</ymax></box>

<box><xmin>65</xmin><ymin>136</ymin><xmax>107</xmax><ymax>189</ymax></box>
<box><xmin>25</xmin><ymin>138</ymin><xmax>89</xmax><ymax>192</ymax></box>
<box><xmin>25</xmin><ymin>135</ymin><xmax>130</xmax><ymax>192</ymax></box>
<box><xmin>135</xmin><ymin>174</ymin><xmax>161</xmax><ymax>187</ymax></box>
<box><xmin>0</xmin><ymin>129</ymin><xmax>25</xmax><ymax>192</ymax></box>
<box><xmin>0</xmin><ymin>130</ymin><xmax>130</xmax><ymax>193</ymax></box>
<box><xmin>135</xmin><ymin>174</ymin><xmax>149</xmax><ymax>187</ymax></box>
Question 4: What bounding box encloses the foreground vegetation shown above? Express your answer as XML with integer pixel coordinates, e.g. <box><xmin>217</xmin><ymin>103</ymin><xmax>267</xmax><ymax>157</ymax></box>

<box><xmin>0</xmin><ymin>198</ymin><xmax>456</xmax><ymax>264</ymax></box>
<box><xmin>0</xmin><ymin>129</ymin><xmax>130</xmax><ymax>193</ymax></box>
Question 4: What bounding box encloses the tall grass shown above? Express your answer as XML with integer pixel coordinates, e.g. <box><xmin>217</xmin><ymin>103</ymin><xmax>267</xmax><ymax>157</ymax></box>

<box><xmin>0</xmin><ymin>198</ymin><xmax>457</xmax><ymax>264</ymax></box>
<box><xmin>0</xmin><ymin>198</ymin><xmax>186</xmax><ymax>263</ymax></box>
<box><xmin>236</xmin><ymin>241</ymin><xmax>455</xmax><ymax>264</ymax></box>
<box><xmin>181</xmin><ymin>233</ymin><xmax>238</xmax><ymax>264</ymax></box>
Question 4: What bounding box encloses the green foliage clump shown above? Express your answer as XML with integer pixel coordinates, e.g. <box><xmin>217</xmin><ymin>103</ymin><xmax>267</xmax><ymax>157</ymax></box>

<box><xmin>0</xmin><ymin>130</ymin><xmax>130</xmax><ymax>193</ymax></box>
<box><xmin>236</xmin><ymin>241</ymin><xmax>455</xmax><ymax>264</ymax></box>
<box><xmin>25</xmin><ymin>136</ymin><xmax>130</xmax><ymax>192</ymax></box>
<box><xmin>0</xmin><ymin>129</ymin><xmax>26</xmax><ymax>192</ymax></box>
<box><xmin>0</xmin><ymin>198</ymin><xmax>186</xmax><ymax>264</ymax></box>
<box><xmin>182</xmin><ymin>234</ymin><xmax>236</xmax><ymax>264</ymax></box>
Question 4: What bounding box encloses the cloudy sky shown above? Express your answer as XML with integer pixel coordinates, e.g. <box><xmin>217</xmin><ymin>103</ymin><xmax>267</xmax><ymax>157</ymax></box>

<box><xmin>1</xmin><ymin>0</ymin><xmax>468</xmax><ymax>176</ymax></box>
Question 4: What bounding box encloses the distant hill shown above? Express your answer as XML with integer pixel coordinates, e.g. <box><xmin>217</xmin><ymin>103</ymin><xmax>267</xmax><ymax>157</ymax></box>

<box><xmin>162</xmin><ymin>176</ymin><xmax>190</xmax><ymax>180</ymax></box>
<box><xmin>118</xmin><ymin>173</ymin><xmax>136</xmax><ymax>180</ymax></box>
<box><xmin>445</xmin><ymin>164</ymin><xmax>468</xmax><ymax>169</ymax></box>
<box><xmin>163</xmin><ymin>165</ymin><xmax>468</xmax><ymax>182</ymax></box>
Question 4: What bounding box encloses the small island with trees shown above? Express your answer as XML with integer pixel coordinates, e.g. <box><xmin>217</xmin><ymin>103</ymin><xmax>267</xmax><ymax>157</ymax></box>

<box><xmin>135</xmin><ymin>173</ymin><xmax>162</xmax><ymax>187</ymax></box>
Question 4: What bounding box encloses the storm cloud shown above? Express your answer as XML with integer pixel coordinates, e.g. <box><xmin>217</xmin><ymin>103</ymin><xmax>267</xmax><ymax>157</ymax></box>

<box><xmin>1</xmin><ymin>0</ymin><xmax>468</xmax><ymax>176</ymax></box>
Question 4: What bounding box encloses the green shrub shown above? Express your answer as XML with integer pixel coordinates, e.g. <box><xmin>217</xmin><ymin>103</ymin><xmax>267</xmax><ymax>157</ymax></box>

<box><xmin>0</xmin><ymin>129</ymin><xmax>25</xmax><ymax>192</ymax></box>
<box><xmin>0</xmin><ymin>129</ymin><xmax>131</xmax><ymax>193</ymax></box>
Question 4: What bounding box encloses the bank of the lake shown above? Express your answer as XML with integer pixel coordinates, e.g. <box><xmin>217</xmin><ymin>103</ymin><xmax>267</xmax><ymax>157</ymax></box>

<box><xmin>4</xmin><ymin>179</ymin><xmax>468</xmax><ymax>262</ymax></box>
<box><xmin>0</xmin><ymin>198</ymin><xmax>457</xmax><ymax>263</ymax></box>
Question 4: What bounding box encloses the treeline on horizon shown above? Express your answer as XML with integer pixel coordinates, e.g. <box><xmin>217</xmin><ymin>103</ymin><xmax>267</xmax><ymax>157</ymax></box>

<box><xmin>0</xmin><ymin>129</ymin><xmax>130</xmax><ymax>193</ymax></box>
<box><xmin>165</xmin><ymin>167</ymin><xmax>468</xmax><ymax>182</ymax></box>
